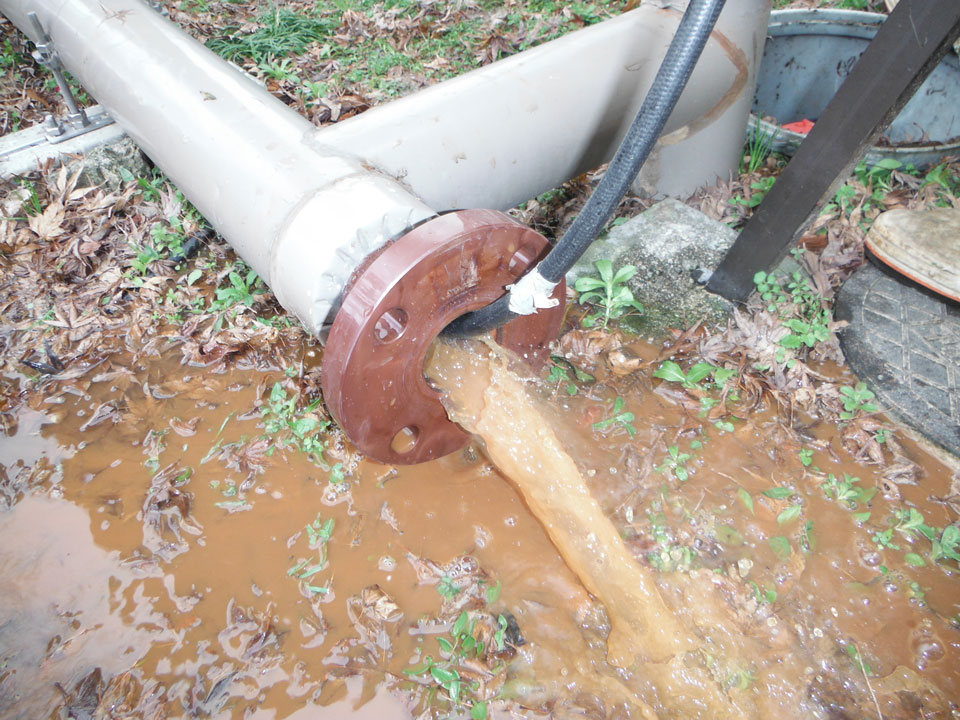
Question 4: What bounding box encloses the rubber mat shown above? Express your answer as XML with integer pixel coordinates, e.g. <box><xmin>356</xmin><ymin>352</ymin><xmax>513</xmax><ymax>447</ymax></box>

<box><xmin>837</xmin><ymin>261</ymin><xmax>960</xmax><ymax>458</ymax></box>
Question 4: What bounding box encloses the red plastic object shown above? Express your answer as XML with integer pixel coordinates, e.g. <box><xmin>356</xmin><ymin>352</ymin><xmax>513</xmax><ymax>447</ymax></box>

<box><xmin>781</xmin><ymin>118</ymin><xmax>815</xmax><ymax>134</ymax></box>
<box><xmin>322</xmin><ymin>210</ymin><xmax>566</xmax><ymax>465</ymax></box>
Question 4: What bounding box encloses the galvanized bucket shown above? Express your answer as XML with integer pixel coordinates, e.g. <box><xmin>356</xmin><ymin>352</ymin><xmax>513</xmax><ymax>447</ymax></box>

<box><xmin>749</xmin><ymin>9</ymin><xmax>960</xmax><ymax>169</ymax></box>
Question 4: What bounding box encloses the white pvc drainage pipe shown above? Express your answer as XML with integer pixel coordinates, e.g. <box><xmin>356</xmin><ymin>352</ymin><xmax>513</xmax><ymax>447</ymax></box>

<box><xmin>1</xmin><ymin>0</ymin><xmax>769</xmax><ymax>337</ymax></box>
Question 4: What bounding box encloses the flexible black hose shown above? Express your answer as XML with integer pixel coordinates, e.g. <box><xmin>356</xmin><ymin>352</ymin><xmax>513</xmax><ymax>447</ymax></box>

<box><xmin>444</xmin><ymin>0</ymin><xmax>727</xmax><ymax>337</ymax></box>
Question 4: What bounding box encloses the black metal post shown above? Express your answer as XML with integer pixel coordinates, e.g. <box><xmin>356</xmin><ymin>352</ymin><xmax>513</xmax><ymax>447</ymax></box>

<box><xmin>707</xmin><ymin>0</ymin><xmax>960</xmax><ymax>303</ymax></box>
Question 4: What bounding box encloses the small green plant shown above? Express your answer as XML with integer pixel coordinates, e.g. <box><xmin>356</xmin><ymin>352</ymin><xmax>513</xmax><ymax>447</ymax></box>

<box><xmin>872</xmin><ymin>527</ymin><xmax>901</xmax><ymax>551</ymax></box>
<box><xmin>755</xmin><ymin>269</ymin><xmax>824</xmax><ymax>319</ymax></box>
<box><xmin>206</xmin><ymin>8</ymin><xmax>338</xmax><ymax>64</ymax></box>
<box><xmin>150</xmin><ymin>219</ymin><xmax>186</xmax><ymax>263</ymax></box>
<box><xmin>288</xmin><ymin>513</ymin><xmax>335</xmax><ymax>596</ymax></box>
<box><xmin>300</xmin><ymin>79</ymin><xmax>328</xmax><ymax>105</ymax></box>
<box><xmin>753</xmin><ymin>269</ymin><xmax>833</xmax><ymax>357</ymax></box>
<box><xmin>769</xmin><ymin>535</ymin><xmax>791</xmax><ymax>560</ymax></box>
<box><xmin>922</xmin><ymin>161</ymin><xmax>960</xmax><ymax>205</ymax></box>
<box><xmin>655</xmin><ymin>361</ymin><xmax>739</xmax><ymax>419</ymax></box>
<box><xmin>437</xmin><ymin>575</ymin><xmax>462</xmax><ymax>600</ymax></box>
<box><xmin>821</xmin><ymin>473</ymin><xmax>875</xmax><ymax>509</ymax></box>
<box><xmin>404</xmin><ymin>611</ymin><xmax>506</xmax><ymax>718</ymax></box>
<box><xmin>546</xmin><ymin>356</ymin><xmax>594</xmax><ymax>396</ymax></box>
<box><xmin>210</xmin><ymin>264</ymin><xmax>263</xmax><ymax>312</ymax></box>
<box><xmin>128</xmin><ymin>243</ymin><xmax>163</xmax><ymax>280</ymax></box>
<box><xmin>259</xmin><ymin>57</ymin><xmax>301</xmax><ymax>83</ymax></box>
<box><xmin>741</xmin><ymin>122</ymin><xmax>778</xmax><ymax>174</ymax></box>
<box><xmin>592</xmin><ymin>396</ymin><xmax>636</xmax><ymax>436</ymax></box>
<box><xmin>646</xmin><ymin>510</ymin><xmax>697</xmax><ymax>571</ymax></box>
<box><xmin>780</xmin><ymin>316</ymin><xmax>832</xmax><ymax>349</ymax></box>
<box><xmin>260</xmin><ymin>381</ymin><xmax>330</xmax><ymax>464</ymax></box>
<box><xmin>653</xmin><ymin>360</ymin><xmax>714</xmax><ymax>389</ymax></box>
<box><xmin>798</xmin><ymin>448</ymin><xmax>814</xmax><ymax>467</ymax></box>
<box><xmin>933</xmin><ymin>525</ymin><xmax>960</xmax><ymax>564</ymax></box>
<box><xmin>748</xmin><ymin>580</ymin><xmax>777</xmax><ymax>605</ymax></box>
<box><xmin>856</xmin><ymin>158</ymin><xmax>902</xmax><ymax>193</ymax></box>
<box><xmin>777</xmin><ymin>504</ymin><xmax>803</xmax><ymax>525</ymax></box>
<box><xmin>762</xmin><ymin>487</ymin><xmax>795</xmax><ymax>500</ymax></box>
<box><xmin>656</xmin><ymin>444</ymin><xmax>691</xmax><ymax>481</ymax></box>
<box><xmin>844</xmin><ymin>643</ymin><xmax>873</xmax><ymax>676</ymax></box>
<box><xmin>574</xmin><ymin>259</ymin><xmax>644</xmax><ymax>329</ymax></box>
<box><xmin>839</xmin><ymin>382</ymin><xmax>879</xmax><ymax>419</ymax></box>
<box><xmin>0</xmin><ymin>38</ymin><xmax>25</xmax><ymax>72</ymax></box>
<box><xmin>730</xmin><ymin>175</ymin><xmax>776</xmax><ymax>208</ymax></box>
<box><xmin>737</xmin><ymin>488</ymin><xmax>754</xmax><ymax>514</ymax></box>
<box><xmin>891</xmin><ymin>507</ymin><xmax>937</xmax><ymax>542</ymax></box>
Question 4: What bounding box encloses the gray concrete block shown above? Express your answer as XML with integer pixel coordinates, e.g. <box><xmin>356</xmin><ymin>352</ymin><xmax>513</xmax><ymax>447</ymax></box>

<box><xmin>567</xmin><ymin>198</ymin><xmax>737</xmax><ymax>337</ymax></box>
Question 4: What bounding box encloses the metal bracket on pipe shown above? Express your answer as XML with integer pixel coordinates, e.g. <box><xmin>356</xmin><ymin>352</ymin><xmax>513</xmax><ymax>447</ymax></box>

<box><xmin>26</xmin><ymin>11</ymin><xmax>114</xmax><ymax>144</ymax></box>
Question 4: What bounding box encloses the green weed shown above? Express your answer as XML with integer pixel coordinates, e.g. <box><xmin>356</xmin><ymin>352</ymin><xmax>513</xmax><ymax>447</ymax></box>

<box><xmin>592</xmin><ymin>396</ymin><xmax>636</xmax><ymax>436</ymax></box>
<box><xmin>844</xmin><ymin>643</ymin><xmax>873</xmax><ymax>675</ymax></box>
<box><xmin>741</xmin><ymin>122</ymin><xmax>778</xmax><ymax>174</ymax></box>
<box><xmin>546</xmin><ymin>356</ymin><xmax>594</xmax><ymax>396</ymax></box>
<box><xmin>654</xmin><ymin>360</ymin><xmax>736</xmax><ymax>392</ymax></box>
<box><xmin>260</xmin><ymin>381</ymin><xmax>330</xmax><ymax>465</ymax></box>
<box><xmin>653</xmin><ymin>360</ymin><xmax>713</xmax><ymax>388</ymax></box>
<box><xmin>922</xmin><ymin>161</ymin><xmax>960</xmax><ymax>205</ymax></box>
<box><xmin>404</xmin><ymin>609</ymin><xmax>506</xmax><ymax>718</ymax></box>
<box><xmin>753</xmin><ymin>268</ymin><xmax>833</xmax><ymax>360</ymax></box>
<box><xmin>821</xmin><ymin>473</ymin><xmax>875</xmax><ymax>509</ymax></box>
<box><xmin>574</xmin><ymin>259</ymin><xmax>643</xmax><ymax>329</ymax></box>
<box><xmin>730</xmin><ymin>176</ymin><xmax>776</xmax><ymax>209</ymax></box>
<box><xmin>892</xmin><ymin>507</ymin><xmax>937</xmax><ymax>542</ymax></box>
<box><xmin>209</xmin><ymin>264</ymin><xmax>264</xmax><ymax>312</ymax></box>
<box><xmin>769</xmin><ymin>535</ymin><xmax>791</xmax><ymax>560</ymax></box>
<box><xmin>656</xmin><ymin>444</ymin><xmax>691</xmax><ymax>481</ymax></box>
<box><xmin>646</xmin><ymin>510</ymin><xmax>697</xmax><ymax>571</ymax></box>
<box><xmin>748</xmin><ymin>580</ymin><xmax>777</xmax><ymax>605</ymax></box>
<box><xmin>839</xmin><ymin>382</ymin><xmax>879</xmax><ymax>419</ymax></box>
<box><xmin>1</xmin><ymin>38</ymin><xmax>26</xmax><ymax>73</ymax></box>
<box><xmin>206</xmin><ymin>8</ymin><xmax>337</xmax><ymax>64</ymax></box>
<box><xmin>933</xmin><ymin>525</ymin><xmax>960</xmax><ymax>564</ymax></box>
<box><xmin>437</xmin><ymin>575</ymin><xmax>462</xmax><ymax>600</ymax></box>
<box><xmin>289</xmin><ymin>513</ymin><xmax>335</xmax><ymax>596</ymax></box>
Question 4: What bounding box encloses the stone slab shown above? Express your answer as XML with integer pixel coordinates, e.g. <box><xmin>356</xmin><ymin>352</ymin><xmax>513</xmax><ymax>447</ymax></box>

<box><xmin>567</xmin><ymin>198</ymin><xmax>737</xmax><ymax>337</ymax></box>
<box><xmin>837</xmin><ymin>261</ymin><xmax>960</xmax><ymax>458</ymax></box>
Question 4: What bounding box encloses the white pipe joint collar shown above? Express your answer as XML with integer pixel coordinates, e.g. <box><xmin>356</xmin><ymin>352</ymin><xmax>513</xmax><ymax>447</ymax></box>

<box><xmin>270</xmin><ymin>171</ymin><xmax>435</xmax><ymax>337</ymax></box>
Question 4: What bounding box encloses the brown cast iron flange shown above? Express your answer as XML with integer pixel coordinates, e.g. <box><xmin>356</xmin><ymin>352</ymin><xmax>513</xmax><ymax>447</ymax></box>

<box><xmin>321</xmin><ymin>209</ymin><xmax>566</xmax><ymax>465</ymax></box>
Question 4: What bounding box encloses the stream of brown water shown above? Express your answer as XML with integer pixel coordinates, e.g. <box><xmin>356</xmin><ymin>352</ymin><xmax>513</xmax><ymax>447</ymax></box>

<box><xmin>1</xmin><ymin>335</ymin><xmax>957</xmax><ymax>718</ymax></box>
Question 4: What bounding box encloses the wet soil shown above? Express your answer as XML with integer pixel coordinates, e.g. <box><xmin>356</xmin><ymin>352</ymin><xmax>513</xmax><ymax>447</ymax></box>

<box><xmin>1</xmin><ymin>330</ymin><xmax>958</xmax><ymax>719</ymax></box>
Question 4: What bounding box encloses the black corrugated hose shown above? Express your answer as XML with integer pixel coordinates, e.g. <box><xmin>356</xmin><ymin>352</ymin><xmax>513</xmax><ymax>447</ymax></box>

<box><xmin>444</xmin><ymin>0</ymin><xmax>727</xmax><ymax>337</ymax></box>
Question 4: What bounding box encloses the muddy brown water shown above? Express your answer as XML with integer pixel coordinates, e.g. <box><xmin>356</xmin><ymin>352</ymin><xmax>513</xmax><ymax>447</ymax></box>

<box><xmin>0</xmin><ymin>337</ymin><xmax>958</xmax><ymax>718</ymax></box>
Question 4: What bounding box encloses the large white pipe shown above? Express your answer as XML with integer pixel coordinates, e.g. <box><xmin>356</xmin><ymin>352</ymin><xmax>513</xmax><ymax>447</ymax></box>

<box><xmin>319</xmin><ymin>0</ymin><xmax>770</xmax><ymax>210</ymax></box>
<box><xmin>1</xmin><ymin>0</ymin><xmax>768</xmax><ymax>335</ymax></box>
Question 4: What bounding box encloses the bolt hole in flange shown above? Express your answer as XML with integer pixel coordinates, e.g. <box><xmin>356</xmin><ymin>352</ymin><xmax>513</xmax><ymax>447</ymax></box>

<box><xmin>390</xmin><ymin>425</ymin><xmax>420</xmax><ymax>455</ymax></box>
<box><xmin>374</xmin><ymin>307</ymin><xmax>407</xmax><ymax>343</ymax></box>
<box><xmin>507</xmin><ymin>243</ymin><xmax>538</xmax><ymax>276</ymax></box>
<box><xmin>322</xmin><ymin>209</ymin><xmax>565</xmax><ymax>465</ymax></box>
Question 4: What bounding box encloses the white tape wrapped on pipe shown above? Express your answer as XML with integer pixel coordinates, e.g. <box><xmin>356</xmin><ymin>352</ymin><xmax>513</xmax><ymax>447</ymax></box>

<box><xmin>506</xmin><ymin>265</ymin><xmax>560</xmax><ymax>316</ymax></box>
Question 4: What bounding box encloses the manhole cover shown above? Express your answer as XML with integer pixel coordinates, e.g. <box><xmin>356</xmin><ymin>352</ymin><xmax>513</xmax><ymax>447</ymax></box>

<box><xmin>837</xmin><ymin>262</ymin><xmax>960</xmax><ymax>457</ymax></box>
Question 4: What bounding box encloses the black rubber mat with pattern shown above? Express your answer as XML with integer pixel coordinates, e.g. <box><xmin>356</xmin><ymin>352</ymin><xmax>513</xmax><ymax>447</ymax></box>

<box><xmin>837</xmin><ymin>262</ymin><xmax>960</xmax><ymax>457</ymax></box>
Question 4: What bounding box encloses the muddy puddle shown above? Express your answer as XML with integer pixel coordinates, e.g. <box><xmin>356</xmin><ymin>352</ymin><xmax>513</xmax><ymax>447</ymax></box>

<box><xmin>1</xmin><ymin>333</ymin><xmax>958</xmax><ymax>719</ymax></box>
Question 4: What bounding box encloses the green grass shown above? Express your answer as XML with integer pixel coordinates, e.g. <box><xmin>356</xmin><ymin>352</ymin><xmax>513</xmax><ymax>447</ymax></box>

<box><xmin>206</xmin><ymin>8</ymin><xmax>339</xmax><ymax>64</ymax></box>
<box><xmin>197</xmin><ymin>0</ymin><xmax>628</xmax><ymax>99</ymax></box>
